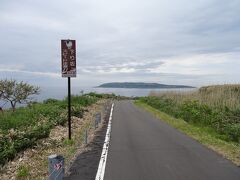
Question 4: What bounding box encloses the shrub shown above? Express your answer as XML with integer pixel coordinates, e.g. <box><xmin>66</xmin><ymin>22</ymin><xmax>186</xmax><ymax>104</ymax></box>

<box><xmin>43</xmin><ymin>98</ymin><xmax>59</xmax><ymax>104</ymax></box>
<box><xmin>72</xmin><ymin>105</ymin><xmax>84</xmax><ymax>118</ymax></box>
<box><xmin>0</xmin><ymin>94</ymin><xmax>99</xmax><ymax>166</ymax></box>
<box><xmin>0</xmin><ymin>136</ymin><xmax>16</xmax><ymax>166</ymax></box>
<box><xmin>140</xmin><ymin>95</ymin><xmax>240</xmax><ymax>143</ymax></box>
<box><xmin>224</xmin><ymin>124</ymin><xmax>240</xmax><ymax>142</ymax></box>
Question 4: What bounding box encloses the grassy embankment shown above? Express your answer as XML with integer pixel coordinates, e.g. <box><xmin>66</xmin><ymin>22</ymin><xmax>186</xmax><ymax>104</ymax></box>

<box><xmin>0</xmin><ymin>93</ymin><xmax>121</xmax><ymax>168</ymax></box>
<box><xmin>135</xmin><ymin>84</ymin><xmax>240</xmax><ymax>165</ymax></box>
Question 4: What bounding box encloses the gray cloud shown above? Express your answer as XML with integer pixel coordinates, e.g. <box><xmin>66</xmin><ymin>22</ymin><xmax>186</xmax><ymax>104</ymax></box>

<box><xmin>0</xmin><ymin>0</ymin><xmax>240</xmax><ymax>87</ymax></box>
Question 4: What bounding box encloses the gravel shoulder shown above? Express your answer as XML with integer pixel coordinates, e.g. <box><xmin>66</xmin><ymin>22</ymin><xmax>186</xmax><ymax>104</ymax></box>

<box><xmin>64</xmin><ymin>112</ymin><xmax>109</xmax><ymax>180</ymax></box>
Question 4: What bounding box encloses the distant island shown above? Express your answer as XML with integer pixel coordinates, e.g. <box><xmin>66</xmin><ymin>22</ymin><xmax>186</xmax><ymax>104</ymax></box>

<box><xmin>97</xmin><ymin>82</ymin><xmax>195</xmax><ymax>89</ymax></box>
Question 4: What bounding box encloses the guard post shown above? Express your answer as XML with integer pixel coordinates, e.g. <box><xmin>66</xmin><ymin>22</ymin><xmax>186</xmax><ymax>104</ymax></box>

<box><xmin>48</xmin><ymin>154</ymin><xmax>64</xmax><ymax>180</ymax></box>
<box><xmin>96</xmin><ymin>112</ymin><xmax>101</xmax><ymax>123</ymax></box>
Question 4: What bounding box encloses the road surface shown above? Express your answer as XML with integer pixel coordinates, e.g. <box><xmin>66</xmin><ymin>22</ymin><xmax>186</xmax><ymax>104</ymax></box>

<box><xmin>104</xmin><ymin>101</ymin><xmax>240</xmax><ymax>180</ymax></box>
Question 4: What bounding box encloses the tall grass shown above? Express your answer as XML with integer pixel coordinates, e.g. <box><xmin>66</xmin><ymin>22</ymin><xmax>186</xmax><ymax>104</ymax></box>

<box><xmin>142</xmin><ymin>84</ymin><xmax>240</xmax><ymax>143</ymax></box>
<box><xmin>150</xmin><ymin>84</ymin><xmax>240</xmax><ymax>110</ymax></box>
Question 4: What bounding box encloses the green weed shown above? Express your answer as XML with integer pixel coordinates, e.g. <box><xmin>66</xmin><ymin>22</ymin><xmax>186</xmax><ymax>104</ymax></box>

<box><xmin>63</xmin><ymin>139</ymin><xmax>75</xmax><ymax>146</ymax></box>
<box><xmin>16</xmin><ymin>165</ymin><xmax>30</xmax><ymax>178</ymax></box>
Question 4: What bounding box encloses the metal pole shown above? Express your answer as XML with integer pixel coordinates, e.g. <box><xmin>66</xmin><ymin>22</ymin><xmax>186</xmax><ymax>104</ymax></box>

<box><xmin>68</xmin><ymin>77</ymin><xmax>71</xmax><ymax>140</ymax></box>
<box><xmin>85</xmin><ymin>129</ymin><xmax>88</xmax><ymax>144</ymax></box>
<box><xmin>95</xmin><ymin>118</ymin><xmax>97</xmax><ymax>129</ymax></box>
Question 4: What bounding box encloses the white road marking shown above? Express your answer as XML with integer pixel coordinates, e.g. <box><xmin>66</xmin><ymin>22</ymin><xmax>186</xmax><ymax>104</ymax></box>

<box><xmin>95</xmin><ymin>103</ymin><xmax>114</xmax><ymax>180</ymax></box>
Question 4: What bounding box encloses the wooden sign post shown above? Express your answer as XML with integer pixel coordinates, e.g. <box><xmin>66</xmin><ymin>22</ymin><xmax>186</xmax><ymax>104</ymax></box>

<box><xmin>61</xmin><ymin>39</ymin><xmax>76</xmax><ymax>140</ymax></box>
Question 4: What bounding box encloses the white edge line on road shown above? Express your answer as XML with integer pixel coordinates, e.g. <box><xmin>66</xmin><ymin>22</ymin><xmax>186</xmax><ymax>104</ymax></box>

<box><xmin>95</xmin><ymin>103</ymin><xmax>114</xmax><ymax>180</ymax></box>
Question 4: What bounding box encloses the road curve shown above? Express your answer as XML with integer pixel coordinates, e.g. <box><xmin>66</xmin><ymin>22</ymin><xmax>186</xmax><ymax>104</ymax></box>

<box><xmin>104</xmin><ymin>101</ymin><xmax>240</xmax><ymax>180</ymax></box>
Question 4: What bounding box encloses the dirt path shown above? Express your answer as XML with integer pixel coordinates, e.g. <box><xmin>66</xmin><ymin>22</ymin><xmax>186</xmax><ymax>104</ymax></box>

<box><xmin>64</xmin><ymin>104</ymin><xmax>110</xmax><ymax>180</ymax></box>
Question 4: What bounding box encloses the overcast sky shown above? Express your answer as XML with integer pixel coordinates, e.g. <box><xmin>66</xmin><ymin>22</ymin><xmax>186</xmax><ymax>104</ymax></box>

<box><xmin>0</xmin><ymin>0</ymin><xmax>240</xmax><ymax>87</ymax></box>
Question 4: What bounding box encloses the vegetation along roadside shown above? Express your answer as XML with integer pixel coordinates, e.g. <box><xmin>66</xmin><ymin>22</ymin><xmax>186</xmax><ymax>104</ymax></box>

<box><xmin>0</xmin><ymin>91</ymin><xmax>128</xmax><ymax>179</ymax></box>
<box><xmin>135</xmin><ymin>84</ymin><xmax>240</xmax><ymax>166</ymax></box>
<box><xmin>0</xmin><ymin>79</ymin><xmax>127</xmax><ymax>167</ymax></box>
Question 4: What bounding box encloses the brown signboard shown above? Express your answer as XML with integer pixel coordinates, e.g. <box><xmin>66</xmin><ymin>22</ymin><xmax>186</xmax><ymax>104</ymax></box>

<box><xmin>61</xmin><ymin>40</ymin><xmax>76</xmax><ymax>77</ymax></box>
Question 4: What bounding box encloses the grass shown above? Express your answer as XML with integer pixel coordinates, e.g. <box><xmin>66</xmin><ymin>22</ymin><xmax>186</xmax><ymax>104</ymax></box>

<box><xmin>63</xmin><ymin>139</ymin><xmax>75</xmax><ymax>146</ymax></box>
<box><xmin>135</xmin><ymin>100</ymin><xmax>240</xmax><ymax>166</ymax></box>
<box><xmin>0</xmin><ymin>93</ymin><xmax>105</xmax><ymax>166</ymax></box>
<box><xmin>16</xmin><ymin>165</ymin><xmax>29</xmax><ymax>179</ymax></box>
<box><xmin>150</xmin><ymin>84</ymin><xmax>240</xmax><ymax>110</ymax></box>
<box><xmin>0</xmin><ymin>93</ymin><xmax>114</xmax><ymax>179</ymax></box>
<box><xmin>0</xmin><ymin>98</ymin><xmax>109</xmax><ymax>179</ymax></box>
<box><xmin>144</xmin><ymin>85</ymin><xmax>240</xmax><ymax>143</ymax></box>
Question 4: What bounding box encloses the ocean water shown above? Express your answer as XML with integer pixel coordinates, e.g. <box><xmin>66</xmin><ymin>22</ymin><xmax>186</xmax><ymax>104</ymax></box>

<box><xmin>38</xmin><ymin>86</ymin><xmax>196</xmax><ymax>100</ymax></box>
<box><xmin>1</xmin><ymin>86</ymin><xmax>196</xmax><ymax>109</ymax></box>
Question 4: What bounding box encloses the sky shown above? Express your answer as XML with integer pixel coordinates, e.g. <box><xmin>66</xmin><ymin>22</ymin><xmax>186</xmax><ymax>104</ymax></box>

<box><xmin>0</xmin><ymin>0</ymin><xmax>240</xmax><ymax>88</ymax></box>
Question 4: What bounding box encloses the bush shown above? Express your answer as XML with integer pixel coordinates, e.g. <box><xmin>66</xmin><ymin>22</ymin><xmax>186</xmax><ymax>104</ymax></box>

<box><xmin>0</xmin><ymin>94</ymin><xmax>99</xmax><ymax>166</ymax></box>
<box><xmin>13</xmin><ymin>137</ymin><xmax>34</xmax><ymax>152</ymax></box>
<box><xmin>53</xmin><ymin>114</ymin><xmax>67</xmax><ymax>126</ymax></box>
<box><xmin>43</xmin><ymin>98</ymin><xmax>59</xmax><ymax>104</ymax></box>
<box><xmin>25</xmin><ymin>123</ymin><xmax>52</xmax><ymax>140</ymax></box>
<box><xmin>140</xmin><ymin>96</ymin><xmax>240</xmax><ymax>143</ymax></box>
<box><xmin>224</xmin><ymin>124</ymin><xmax>240</xmax><ymax>142</ymax></box>
<box><xmin>72</xmin><ymin>105</ymin><xmax>84</xmax><ymax>118</ymax></box>
<box><xmin>0</xmin><ymin>137</ymin><xmax>16</xmax><ymax>166</ymax></box>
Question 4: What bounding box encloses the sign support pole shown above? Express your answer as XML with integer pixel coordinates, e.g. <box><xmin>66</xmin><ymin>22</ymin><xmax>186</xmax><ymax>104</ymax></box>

<box><xmin>68</xmin><ymin>77</ymin><xmax>71</xmax><ymax>140</ymax></box>
<box><xmin>61</xmin><ymin>39</ymin><xmax>76</xmax><ymax>140</ymax></box>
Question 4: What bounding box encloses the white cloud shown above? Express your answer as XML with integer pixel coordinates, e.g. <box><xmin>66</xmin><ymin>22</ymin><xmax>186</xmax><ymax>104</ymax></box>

<box><xmin>0</xmin><ymin>68</ymin><xmax>59</xmax><ymax>78</ymax></box>
<box><xmin>148</xmin><ymin>52</ymin><xmax>240</xmax><ymax>75</ymax></box>
<box><xmin>2</xmin><ymin>14</ymin><xmax>65</xmax><ymax>31</ymax></box>
<box><xmin>0</xmin><ymin>0</ymin><xmax>240</xmax><ymax>87</ymax></box>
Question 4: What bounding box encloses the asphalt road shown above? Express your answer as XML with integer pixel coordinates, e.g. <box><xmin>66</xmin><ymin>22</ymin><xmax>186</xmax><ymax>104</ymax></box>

<box><xmin>104</xmin><ymin>101</ymin><xmax>240</xmax><ymax>180</ymax></box>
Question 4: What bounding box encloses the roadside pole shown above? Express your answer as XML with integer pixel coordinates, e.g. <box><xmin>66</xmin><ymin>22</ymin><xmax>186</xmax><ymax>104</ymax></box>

<box><xmin>68</xmin><ymin>77</ymin><xmax>71</xmax><ymax>139</ymax></box>
<box><xmin>61</xmin><ymin>39</ymin><xmax>76</xmax><ymax>140</ymax></box>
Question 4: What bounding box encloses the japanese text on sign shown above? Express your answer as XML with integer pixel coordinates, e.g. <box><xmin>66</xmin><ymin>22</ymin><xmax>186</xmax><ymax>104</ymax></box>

<box><xmin>61</xmin><ymin>40</ymin><xmax>76</xmax><ymax>77</ymax></box>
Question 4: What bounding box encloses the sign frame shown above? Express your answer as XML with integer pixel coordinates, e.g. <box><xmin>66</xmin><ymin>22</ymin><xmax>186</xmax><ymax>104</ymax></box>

<box><xmin>61</xmin><ymin>39</ymin><xmax>76</xmax><ymax>78</ymax></box>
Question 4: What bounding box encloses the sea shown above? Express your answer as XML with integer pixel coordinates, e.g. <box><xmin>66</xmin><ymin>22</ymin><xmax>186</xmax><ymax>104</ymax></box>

<box><xmin>0</xmin><ymin>86</ymin><xmax>196</xmax><ymax>109</ymax></box>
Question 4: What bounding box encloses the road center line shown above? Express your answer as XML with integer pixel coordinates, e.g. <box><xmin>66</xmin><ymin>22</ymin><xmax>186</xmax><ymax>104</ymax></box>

<box><xmin>95</xmin><ymin>103</ymin><xmax>114</xmax><ymax>180</ymax></box>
